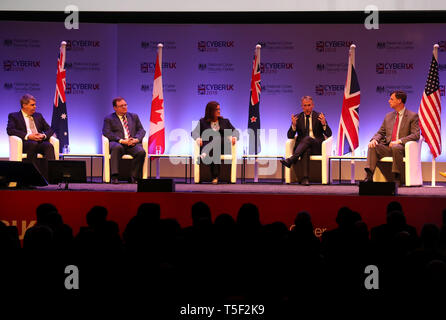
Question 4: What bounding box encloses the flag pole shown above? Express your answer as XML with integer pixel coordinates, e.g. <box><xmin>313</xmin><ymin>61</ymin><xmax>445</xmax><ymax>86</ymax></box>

<box><xmin>254</xmin><ymin>44</ymin><xmax>261</xmax><ymax>183</ymax></box>
<box><xmin>349</xmin><ymin>44</ymin><xmax>356</xmax><ymax>184</ymax></box>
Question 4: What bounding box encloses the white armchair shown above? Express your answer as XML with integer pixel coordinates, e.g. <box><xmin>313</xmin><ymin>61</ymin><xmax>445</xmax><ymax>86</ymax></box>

<box><xmin>373</xmin><ymin>137</ymin><xmax>423</xmax><ymax>187</ymax></box>
<box><xmin>284</xmin><ymin>136</ymin><xmax>333</xmax><ymax>184</ymax></box>
<box><xmin>102</xmin><ymin>135</ymin><xmax>149</xmax><ymax>183</ymax></box>
<box><xmin>193</xmin><ymin>139</ymin><xmax>237</xmax><ymax>184</ymax></box>
<box><xmin>9</xmin><ymin>135</ymin><xmax>59</xmax><ymax>161</ymax></box>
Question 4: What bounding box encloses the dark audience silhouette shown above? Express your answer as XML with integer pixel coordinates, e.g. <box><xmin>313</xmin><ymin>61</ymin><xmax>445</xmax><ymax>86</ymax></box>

<box><xmin>2</xmin><ymin>200</ymin><xmax>446</xmax><ymax>309</ymax></box>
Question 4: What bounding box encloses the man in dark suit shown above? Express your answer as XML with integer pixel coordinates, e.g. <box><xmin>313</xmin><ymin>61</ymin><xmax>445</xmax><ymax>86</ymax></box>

<box><xmin>102</xmin><ymin>97</ymin><xmax>146</xmax><ymax>184</ymax></box>
<box><xmin>7</xmin><ymin>94</ymin><xmax>55</xmax><ymax>177</ymax></box>
<box><xmin>364</xmin><ymin>90</ymin><xmax>420</xmax><ymax>186</ymax></box>
<box><xmin>280</xmin><ymin>96</ymin><xmax>332</xmax><ymax>185</ymax></box>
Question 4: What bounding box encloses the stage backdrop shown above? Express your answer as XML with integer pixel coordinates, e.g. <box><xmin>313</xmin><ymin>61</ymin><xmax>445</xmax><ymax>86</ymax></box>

<box><xmin>1</xmin><ymin>21</ymin><xmax>445</xmax><ymax>160</ymax></box>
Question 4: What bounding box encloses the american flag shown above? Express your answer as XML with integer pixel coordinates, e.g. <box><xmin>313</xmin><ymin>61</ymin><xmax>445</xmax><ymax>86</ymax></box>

<box><xmin>51</xmin><ymin>41</ymin><xmax>69</xmax><ymax>153</ymax></box>
<box><xmin>148</xmin><ymin>44</ymin><xmax>165</xmax><ymax>155</ymax></box>
<box><xmin>418</xmin><ymin>50</ymin><xmax>442</xmax><ymax>158</ymax></box>
<box><xmin>248</xmin><ymin>45</ymin><xmax>261</xmax><ymax>154</ymax></box>
<box><xmin>337</xmin><ymin>46</ymin><xmax>360</xmax><ymax>155</ymax></box>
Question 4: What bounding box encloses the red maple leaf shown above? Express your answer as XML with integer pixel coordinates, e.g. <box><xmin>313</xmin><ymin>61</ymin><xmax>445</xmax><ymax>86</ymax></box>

<box><xmin>150</xmin><ymin>95</ymin><xmax>164</xmax><ymax>124</ymax></box>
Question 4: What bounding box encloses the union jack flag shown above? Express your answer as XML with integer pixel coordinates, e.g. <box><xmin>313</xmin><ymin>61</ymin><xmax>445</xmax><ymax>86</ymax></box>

<box><xmin>337</xmin><ymin>46</ymin><xmax>360</xmax><ymax>155</ymax></box>
<box><xmin>51</xmin><ymin>41</ymin><xmax>69</xmax><ymax>153</ymax></box>
<box><xmin>248</xmin><ymin>44</ymin><xmax>261</xmax><ymax>154</ymax></box>
<box><xmin>418</xmin><ymin>47</ymin><xmax>442</xmax><ymax>158</ymax></box>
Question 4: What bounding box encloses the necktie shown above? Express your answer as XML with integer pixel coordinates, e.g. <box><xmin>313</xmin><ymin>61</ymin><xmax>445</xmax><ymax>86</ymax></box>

<box><xmin>305</xmin><ymin>115</ymin><xmax>310</xmax><ymax>136</ymax></box>
<box><xmin>123</xmin><ymin>115</ymin><xmax>131</xmax><ymax>138</ymax></box>
<box><xmin>391</xmin><ymin>112</ymin><xmax>400</xmax><ymax>142</ymax></box>
<box><xmin>28</xmin><ymin>116</ymin><xmax>38</xmax><ymax>134</ymax></box>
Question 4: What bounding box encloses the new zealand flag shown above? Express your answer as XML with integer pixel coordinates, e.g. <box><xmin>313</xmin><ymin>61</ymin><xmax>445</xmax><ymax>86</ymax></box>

<box><xmin>248</xmin><ymin>45</ymin><xmax>261</xmax><ymax>154</ymax></box>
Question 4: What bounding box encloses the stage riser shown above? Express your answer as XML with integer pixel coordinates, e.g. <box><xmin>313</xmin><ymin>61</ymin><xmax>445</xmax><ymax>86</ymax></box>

<box><xmin>1</xmin><ymin>191</ymin><xmax>444</xmax><ymax>241</ymax></box>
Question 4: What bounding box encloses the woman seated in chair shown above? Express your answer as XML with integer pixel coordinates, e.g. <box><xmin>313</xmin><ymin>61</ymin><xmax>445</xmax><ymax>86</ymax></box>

<box><xmin>192</xmin><ymin>101</ymin><xmax>239</xmax><ymax>184</ymax></box>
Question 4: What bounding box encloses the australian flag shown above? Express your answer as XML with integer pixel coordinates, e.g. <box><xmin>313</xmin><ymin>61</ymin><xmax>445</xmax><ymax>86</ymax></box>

<box><xmin>51</xmin><ymin>41</ymin><xmax>69</xmax><ymax>153</ymax></box>
<box><xmin>248</xmin><ymin>45</ymin><xmax>261</xmax><ymax>154</ymax></box>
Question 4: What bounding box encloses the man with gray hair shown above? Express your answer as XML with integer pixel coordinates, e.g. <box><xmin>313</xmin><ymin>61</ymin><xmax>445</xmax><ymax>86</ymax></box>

<box><xmin>7</xmin><ymin>94</ymin><xmax>55</xmax><ymax>175</ymax></box>
<box><xmin>281</xmin><ymin>96</ymin><xmax>332</xmax><ymax>185</ymax></box>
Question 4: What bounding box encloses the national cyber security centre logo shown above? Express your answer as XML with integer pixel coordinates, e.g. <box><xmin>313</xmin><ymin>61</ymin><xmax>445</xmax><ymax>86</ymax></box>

<box><xmin>315</xmin><ymin>84</ymin><xmax>344</xmax><ymax>96</ymax></box>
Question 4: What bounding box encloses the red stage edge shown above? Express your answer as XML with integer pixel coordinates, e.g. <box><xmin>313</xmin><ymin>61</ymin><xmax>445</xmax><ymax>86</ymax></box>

<box><xmin>0</xmin><ymin>190</ymin><xmax>444</xmax><ymax>241</ymax></box>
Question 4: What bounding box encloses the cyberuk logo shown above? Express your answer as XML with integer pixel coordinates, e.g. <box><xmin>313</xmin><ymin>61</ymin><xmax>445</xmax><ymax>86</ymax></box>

<box><xmin>65</xmin><ymin>40</ymin><xmax>100</xmax><ymax>51</ymax></box>
<box><xmin>66</xmin><ymin>83</ymin><xmax>100</xmax><ymax>94</ymax></box>
<box><xmin>3</xmin><ymin>60</ymin><xmax>40</xmax><ymax>71</ymax></box>
<box><xmin>140</xmin><ymin>62</ymin><xmax>176</xmax><ymax>73</ymax></box>
<box><xmin>315</xmin><ymin>84</ymin><xmax>344</xmax><ymax>96</ymax></box>
<box><xmin>315</xmin><ymin>40</ymin><xmax>353</xmax><ymax>53</ymax></box>
<box><xmin>198</xmin><ymin>84</ymin><xmax>234</xmax><ymax>95</ymax></box>
<box><xmin>198</xmin><ymin>40</ymin><xmax>235</xmax><ymax>52</ymax></box>
<box><xmin>260</xmin><ymin>62</ymin><xmax>294</xmax><ymax>74</ymax></box>
<box><xmin>376</xmin><ymin>62</ymin><xmax>414</xmax><ymax>75</ymax></box>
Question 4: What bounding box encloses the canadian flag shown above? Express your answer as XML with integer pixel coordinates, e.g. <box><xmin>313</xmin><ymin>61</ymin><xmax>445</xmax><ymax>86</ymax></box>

<box><xmin>148</xmin><ymin>43</ymin><xmax>165</xmax><ymax>154</ymax></box>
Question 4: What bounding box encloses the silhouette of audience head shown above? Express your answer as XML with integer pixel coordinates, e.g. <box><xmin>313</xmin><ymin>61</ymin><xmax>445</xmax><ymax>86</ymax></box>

<box><xmin>237</xmin><ymin>203</ymin><xmax>261</xmax><ymax>230</ymax></box>
<box><xmin>386</xmin><ymin>210</ymin><xmax>406</xmax><ymax>228</ymax></box>
<box><xmin>36</xmin><ymin>203</ymin><xmax>58</xmax><ymax>224</ymax></box>
<box><xmin>191</xmin><ymin>201</ymin><xmax>212</xmax><ymax>227</ymax></box>
<box><xmin>420</xmin><ymin>223</ymin><xmax>441</xmax><ymax>249</ymax></box>
<box><xmin>137</xmin><ymin>203</ymin><xmax>161</xmax><ymax>222</ymax></box>
<box><xmin>387</xmin><ymin>201</ymin><xmax>403</xmax><ymax>216</ymax></box>
<box><xmin>293</xmin><ymin>211</ymin><xmax>314</xmax><ymax>236</ymax></box>
<box><xmin>335</xmin><ymin>207</ymin><xmax>361</xmax><ymax>229</ymax></box>
<box><xmin>86</xmin><ymin>206</ymin><xmax>108</xmax><ymax>229</ymax></box>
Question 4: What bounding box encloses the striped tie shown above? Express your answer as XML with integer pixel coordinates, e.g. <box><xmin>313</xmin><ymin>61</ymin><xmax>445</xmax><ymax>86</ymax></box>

<box><xmin>123</xmin><ymin>115</ymin><xmax>131</xmax><ymax>138</ymax></box>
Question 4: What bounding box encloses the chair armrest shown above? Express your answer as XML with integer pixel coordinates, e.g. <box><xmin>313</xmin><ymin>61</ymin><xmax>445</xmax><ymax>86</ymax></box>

<box><xmin>285</xmin><ymin>139</ymin><xmax>295</xmax><ymax>158</ymax></box>
<box><xmin>9</xmin><ymin>136</ymin><xmax>23</xmax><ymax>161</ymax></box>
<box><xmin>102</xmin><ymin>135</ymin><xmax>110</xmax><ymax>182</ymax></box>
<box><xmin>321</xmin><ymin>136</ymin><xmax>333</xmax><ymax>158</ymax></box>
<box><xmin>193</xmin><ymin>139</ymin><xmax>201</xmax><ymax>183</ymax></box>
<box><xmin>49</xmin><ymin>136</ymin><xmax>59</xmax><ymax>160</ymax></box>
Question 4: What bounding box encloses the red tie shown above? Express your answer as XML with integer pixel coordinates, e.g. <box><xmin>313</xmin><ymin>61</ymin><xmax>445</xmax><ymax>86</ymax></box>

<box><xmin>123</xmin><ymin>115</ymin><xmax>131</xmax><ymax>138</ymax></box>
<box><xmin>391</xmin><ymin>112</ymin><xmax>399</xmax><ymax>142</ymax></box>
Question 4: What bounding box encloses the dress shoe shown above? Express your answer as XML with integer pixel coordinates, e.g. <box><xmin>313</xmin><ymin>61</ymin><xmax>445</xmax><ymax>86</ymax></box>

<box><xmin>111</xmin><ymin>176</ymin><xmax>119</xmax><ymax>184</ymax></box>
<box><xmin>301</xmin><ymin>177</ymin><xmax>310</xmax><ymax>186</ymax></box>
<box><xmin>363</xmin><ymin>168</ymin><xmax>373</xmax><ymax>183</ymax></box>
<box><xmin>280</xmin><ymin>158</ymin><xmax>292</xmax><ymax>168</ymax></box>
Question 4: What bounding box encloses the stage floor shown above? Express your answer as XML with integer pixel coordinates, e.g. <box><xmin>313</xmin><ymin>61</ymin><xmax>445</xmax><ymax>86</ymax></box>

<box><xmin>36</xmin><ymin>180</ymin><xmax>446</xmax><ymax>197</ymax></box>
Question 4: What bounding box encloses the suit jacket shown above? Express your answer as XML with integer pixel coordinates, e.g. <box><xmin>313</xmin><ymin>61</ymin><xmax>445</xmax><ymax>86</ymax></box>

<box><xmin>191</xmin><ymin>117</ymin><xmax>240</xmax><ymax>151</ymax></box>
<box><xmin>287</xmin><ymin>111</ymin><xmax>332</xmax><ymax>146</ymax></box>
<box><xmin>372</xmin><ymin>108</ymin><xmax>420</xmax><ymax>145</ymax></box>
<box><xmin>7</xmin><ymin>111</ymin><xmax>53</xmax><ymax>140</ymax></box>
<box><xmin>102</xmin><ymin>112</ymin><xmax>146</xmax><ymax>143</ymax></box>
